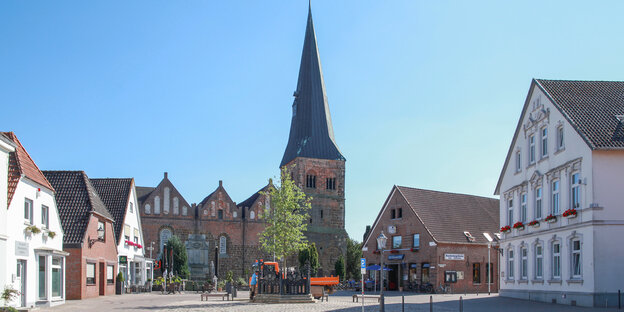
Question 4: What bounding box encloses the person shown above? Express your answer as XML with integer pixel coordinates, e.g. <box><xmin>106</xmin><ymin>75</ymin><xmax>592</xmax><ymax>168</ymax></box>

<box><xmin>249</xmin><ymin>270</ymin><xmax>259</xmax><ymax>300</ymax></box>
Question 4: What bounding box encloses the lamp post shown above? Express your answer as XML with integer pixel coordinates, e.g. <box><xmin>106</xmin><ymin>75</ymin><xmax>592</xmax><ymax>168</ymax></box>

<box><xmin>377</xmin><ymin>231</ymin><xmax>388</xmax><ymax>312</ymax></box>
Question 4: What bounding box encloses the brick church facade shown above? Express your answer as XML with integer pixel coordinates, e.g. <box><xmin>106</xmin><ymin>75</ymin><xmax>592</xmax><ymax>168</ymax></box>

<box><xmin>138</xmin><ymin>5</ymin><xmax>347</xmax><ymax>280</ymax></box>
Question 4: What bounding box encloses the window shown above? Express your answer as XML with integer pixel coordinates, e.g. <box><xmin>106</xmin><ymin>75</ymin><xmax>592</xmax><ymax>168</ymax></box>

<box><xmin>571</xmin><ymin>173</ymin><xmax>581</xmax><ymax>209</ymax></box>
<box><xmin>124</xmin><ymin>224</ymin><xmax>131</xmax><ymax>243</ymax></box>
<box><xmin>173</xmin><ymin>197</ymin><xmax>179</xmax><ymax>215</ymax></box>
<box><xmin>552</xmin><ymin>242</ymin><xmax>561</xmax><ymax>279</ymax></box>
<box><xmin>306</xmin><ymin>175</ymin><xmax>316</xmax><ymax>188</ymax></box>
<box><xmin>163</xmin><ymin>187</ymin><xmax>170</xmax><ymax>214</ymax></box>
<box><xmin>508</xmin><ymin>249</ymin><xmax>514</xmax><ymax>279</ymax></box>
<box><xmin>557</xmin><ymin>126</ymin><xmax>564</xmax><ymax>150</ymax></box>
<box><xmin>392</xmin><ymin>236</ymin><xmax>402</xmax><ymax>249</ymax></box>
<box><xmin>541</xmin><ymin>127</ymin><xmax>548</xmax><ymax>157</ymax></box>
<box><xmin>86</xmin><ymin>263</ymin><xmax>96</xmax><ymax>285</ymax></box>
<box><xmin>218</xmin><ymin>210</ymin><xmax>223</xmax><ymax>220</ymax></box>
<box><xmin>107</xmin><ymin>265</ymin><xmax>114</xmax><ymax>284</ymax></box>
<box><xmin>520</xmin><ymin>193</ymin><xmax>527</xmax><ymax>222</ymax></box>
<box><xmin>516</xmin><ymin>151</ymin><xmax>521</xmax><ymax>172</ymax></box>
<box><xmin>39</xmin><ymin>256</ymin><xmax>47</xmax><ymax>299</ymax></box>
<box><xmin>552</xmin><ymin>180</ymin><xmax>560</xmax><ymax>214</ymax></box>
<box><xmin>535</xmin><ymin>244</ymin><xmax>543</xmax><ymax>279</ymax></box>
<box><xmin>507</xmin><ymin>199</ymin><xmax>513</xmax><ymax>225</ymax></box>
<box><xmin>572</xmin><ymin>239</ymin><xmax>582</xmax><ymax>278</ymax></box>
<box><xmin>145</xmin><ymin>204</ymin><xmax>151</xmax><ymax>214</ymax></box>
<box><xmin>97</xmin><ymin>221</ymin><xmax>105</xmax><ymax>240</ymax></box>
<box><xmin>521</xmin><ymin>247</ymin><xmax>528</xmax><ymax>279</ymax></box>
<box><xmin>219</xmin><ymin>236</ymin><xmax>227</xmax><ymax>254</ymax></box>
<box><xmin>250</xmin><ymin>210</ymin><xmax>255</xmax><ymax>220</ymax></box>
<box><xmin>52</xmin><ymin>257</ymin><xmax>62</xmax><ymax>298</ymax></box>
<box><xmin>320</xmin><ymin>209</ymin><xmax>323</xmax><ymax>219</ymax></box>
<box><xmin>529</xmin><ymin>134</ymin><xmax>536</xmax><ymax>164</ymax></box>
<box><xmin>134</xmin><ymin>228</ymin><xmax>139</xmax><ymax>245</ymax></box>
<box><xmin>41</xmin><ymin>205</ymin><xmax>49</xmax><ymax>228</ymax></box>
<box><xmin>535</xmin><ymin>187</ymin><xmax>542</xmax><ymax>219</ymax></box>
<box><xmin>154</xmin><ymin>196</ymin><xmax>161</xmax><ymax>214</ymax></box>
<box><xmin>398</xmin><ymin>208</ymin><xmax>402</xmax><ymax>218</ymax></box>
<box><xmin>182</xmin><ymin>205</ymin><xmax>188</xmax><ymax>216</ymax></box>
<box><xmin>485</xmin><ymin>263</ymin><xmax>494</xmax><ymax>284</ymax></box>
<box><xmin>326</xmin><ymin>178</ymin><xmax>336</xmax><ymax>190</ymax></box>
<box><xmin>413</xmin><ymin>234</ymin><xmax>420</xmax><ymax>249</ymax></box>
<box><xmin>473</xmin><ymin>263</ymin><xmax>481</xmax><ymax>284</ymax></box>
<box><xmin>129</xmin><ymin>202</ymin><xmax>133</xmax><ymax>213</ymax></box>
<box><xmin>25</xmin><ymin>198</ymin><xmax>33</xmax><ymax>224</ymax></box>
<box><xmin>159</xmin><ymin>229</ymin><xmax>172</xmax><ymax>257</ymax></box>
<box><xmin>391</xmin><ymin>209</ymin><xmax>396</xmax><ymax>219</ymax></box>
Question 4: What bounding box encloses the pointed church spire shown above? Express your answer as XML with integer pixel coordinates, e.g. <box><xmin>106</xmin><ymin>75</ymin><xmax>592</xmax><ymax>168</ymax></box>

<box><xmin>280</xmin><ymin>6</ymin><xmax>345</xmax><ymax>167</ymax></box>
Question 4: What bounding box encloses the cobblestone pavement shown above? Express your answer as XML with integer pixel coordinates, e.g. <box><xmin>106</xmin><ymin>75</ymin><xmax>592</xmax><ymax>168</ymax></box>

<box><xmin>38</xmin><ymin>291</ymin><xmax>615</xmax><ymax>312</ymax></box>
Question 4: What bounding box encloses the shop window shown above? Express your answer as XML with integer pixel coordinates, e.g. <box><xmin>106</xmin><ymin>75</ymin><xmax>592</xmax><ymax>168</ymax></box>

<box><xmin>472</xmin><ymin>263</ymin><xmax>481</xmax><ymax>284</ymax></box>
<box><xmin>39</xmin><ymin>256</ymin><xmax>46</xmax><ymax>299</ymax></box>
<box><xmin>107</xmin><ymin>265</ymin><xmax>114</xmax><ymax>284</ymax></box>
<box><xmin>86</xmin><ymin>263</ymin><xmax>96</xmax><ymax>285</ymax></box>
<box><xmin>444</xmin><ymin>271</ymin><xmax>457</xmax><ymax>283</ymax></box>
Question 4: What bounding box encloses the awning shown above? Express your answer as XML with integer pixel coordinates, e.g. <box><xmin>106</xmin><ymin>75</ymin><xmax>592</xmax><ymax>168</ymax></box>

<box><xmin>366</xmin><ymin>265</ymin><xmax>392</xmax><ymax>271</ymax></box>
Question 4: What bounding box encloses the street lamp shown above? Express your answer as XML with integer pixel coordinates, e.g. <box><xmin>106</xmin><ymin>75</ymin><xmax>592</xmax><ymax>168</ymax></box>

<box><xmin>483</xmin><ymin>233</ymin><xmax>494</xmax><ymax>295</ymax></box>
<box><xmin>376</xmin><ymin>231</ymin><xmax>387</xmax><ymax>312</ymax></box>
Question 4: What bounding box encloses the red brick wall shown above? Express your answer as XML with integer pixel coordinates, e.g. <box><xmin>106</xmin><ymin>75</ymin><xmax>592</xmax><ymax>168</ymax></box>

<box><xmin>65</xmin><ymin>214</ymin><xmax>118</xmax><ymax>299</ymax></box>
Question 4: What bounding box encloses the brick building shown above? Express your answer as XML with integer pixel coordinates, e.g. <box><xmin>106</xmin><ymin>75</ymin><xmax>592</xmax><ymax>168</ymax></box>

<box><xmin>43</xmin><ymin>171</ymin><xmax>118</xmax><ymax>300</ymax></box>
<box><xmin>362</xmin><ymin>186</ymin><xmax>500</xmax><ymax>293</ymax></box>
<box><xmin>279</xmin><ymin>5</ymin><xmax>347</xmax><ymax>273</ymax></box>
<box><xmin>137</xmin><ymin>173</ymin><xmax>272</xmax><ymax>280</ymax></box>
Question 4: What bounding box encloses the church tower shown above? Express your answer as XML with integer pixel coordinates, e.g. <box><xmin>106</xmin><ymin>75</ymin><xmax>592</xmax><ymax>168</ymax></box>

<box><xmin>281</xmin><ymin>5</ymin><xmax>347</xmax><ymax>274</ymax></box>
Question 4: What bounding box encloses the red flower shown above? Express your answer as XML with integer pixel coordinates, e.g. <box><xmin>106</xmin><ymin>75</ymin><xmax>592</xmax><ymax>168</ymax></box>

<box><xmin>563</xmin><ymin>208</ymin><xmax>577</xmax><ymax>217</ymax></box>
<box><xmin>512</xmin><ymin>222</ymin><xmax>524</xmax><ymax>229</ymax></box>
<box><xmin>500</xmin><ymin>225</ymin><xmax>511</xmax><ymax>232</ymax></box>
<box><xmin>545</xmin><ymin>214</ymin><xmax>556</xmax><ymax>222</ymax></box>
<box><xmin>390</xmin><ymin>250</ymin><xmax>399</xmax><ymax>254</ymax></box>
<box><xmin>528</xmin><ymin>220</ymin><xmax>539</xmax><ymax>226</ymax></box>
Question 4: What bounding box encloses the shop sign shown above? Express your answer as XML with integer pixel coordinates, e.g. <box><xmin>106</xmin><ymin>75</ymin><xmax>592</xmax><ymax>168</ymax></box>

<box><xmin>410</xmin><ymin>263</ymin><xmax>418</xmax><ymax>268</ymax></box>
<box><xmin>119</xmin><ymin>255</ymin><xmax>128</xmax><ymax>264</ymax></box>
<box><xmin>388</xmin><ymin>254</ymin><xmax>404</xmax><ymax>260</ymax></box>
<box><xmin>444</xmin><ymin>253</ymin><xmax>465</xmax><ymax>261</ymax></box>
<box><xmin>15</xmin><ymin>241</ymin><xmax>29</xmax><ymax>257</ymax></box>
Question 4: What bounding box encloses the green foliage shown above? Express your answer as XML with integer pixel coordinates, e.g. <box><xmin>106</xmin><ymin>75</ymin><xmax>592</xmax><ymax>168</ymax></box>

<box><xmin>259</xmin><ymin>167</ymin><xmax>312</xmax><ymax>267</ymax></box>
<box><xmin>153</xmin><ymin>277</ymin><xmax>164</xmax><ymax>286</ymax></box>
<box><xmin>167</xmin><ymin>235</ymin><xmax>190</xmax><ymax>279</ymax></box>
<box><xmin>217</xmin><ymin>280</ymin><xmax>226</xmax><ymax>290</ymax></box>
<box><xmin>236</xmin><ymin>277</ymin><xmax>248</xmax><ymax>287</ymax></box>
<box><xmin>0</xmin><ymin>307</ymin><xmax>18</xmax><ymax>312</ymax></box>
<box><xmin>1</xmin><ymin>285</ymin><xmax>19</xmax><ymax>306</ymax></box>
<box><xmin>47</xmin><ymin>231</ymin><xmax>56</xmax><ymax>239</ymax></box>
<box><xmin>346</xmin><ymin>237</ymin><xmax>363</xmax><ymax>280</ymax></box>
<box><xmin>334</xmin><ymin>255</ymin><xmax>345</xmax><ymax>281</ymax></box>
<box><xmin>298</xmin><ymin>243</ymin><xmax>320</xmax><ymax>275</ymax></box>
<box><xmin>26</xmin><ymin>225</ymin><xmax>41</xmax><ymax>234</ymax></box>
<box><xmin>117</xmin><ymin>271</ymin><xmax>124</xmax><ymax>283</ymax></box>
<box><xmin>225</xmin><ymin>271</ymin><xmax>233</xmax><ymax>283</ymax></box>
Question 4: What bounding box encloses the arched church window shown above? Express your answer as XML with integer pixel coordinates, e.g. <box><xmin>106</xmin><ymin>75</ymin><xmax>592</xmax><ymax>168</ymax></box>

<box><xmin>173</xmin><ymin>197</ymin><xmax>179</xmax><ymax>215</ymax></box>
<box><xmin>182</xmin><ymin>206</ymin><xmax>188</xmax><ymax>216</ymax></box>
<box><xmin>159</xmin><ymin>228</ymin><xmax>172</xmax><ymax>258</ymax></box>
<box><xmin>154</xmin><ymin>196</ymin><xmax>161</xmax><ymax>214</ymax></box>
<box><xmin>219</xmin><ymin>236</ymin><xmax>227</xmax><ymax>254</ymax></box>
<box><xmin>145</xmin><ymin>204</ymin><xmax>151</xmax><ymax>214</ymax></box>
<box><xmin>163</xmin><ymin>187</ymin><xmax>170</xmax><ymax>214</ymax></box>
<box><xmin>250</xmin><ymin>210</ymin><xmax>255</xmax><ymax>220</ymax></box>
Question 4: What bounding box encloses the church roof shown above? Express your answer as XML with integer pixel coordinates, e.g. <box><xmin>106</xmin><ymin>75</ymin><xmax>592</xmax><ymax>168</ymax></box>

<box><xmin>280</xmin><ymin>6</ymin><xmax>345</xmax><ymax>167</ymax></box>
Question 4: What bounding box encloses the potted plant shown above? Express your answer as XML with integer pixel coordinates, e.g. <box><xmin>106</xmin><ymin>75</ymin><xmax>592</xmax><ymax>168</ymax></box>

<box><xmin>390</xmin><ymin>250</ymin><xmax>399</xmax><ymax>254</ymax></box>
<box><xmin>528</xmin><ymin>220</ymin><xmax>540</xmax><ymax>228</ymax></box>
<box><xmin>563</xmin><ymin>208</ymin><xmax>577</xmax><ymax>218</ymax></box>
<box><xmin>1</xmin><ymin>286</ymin><xmax>20</xmax><ymax>312</ymax></box>
<box><xmin>500</xmin><ymin>225</ymin><xmax>511</xmax><ymax>233</ymax></box>
<box><xmin>47</xmin><ymin>231</ymin><xmax>57</xmax><ymax>239</ymax></box>
<box><xmin>116</xmin><ymin>271</ymin><xmax>125</xmax><ymax>295</ymax></box>
<box><xmin>217</xmin><ymin>280</ymin><xmax>226</xmax><ymax>292</ymax></box>
<box><xmin>513</xmin><ymin>221</ymin><xmax>525</xmax><ymax>231</ymax></box>
<box><xmin>545</xmin><ymin>214</ymin><xmax>557</xmax><ymax>223</ymax></box>
<box><xmin>25</xmin><ymin>225</ymin><xmax>41</xmax><ymax>234</ymax></box>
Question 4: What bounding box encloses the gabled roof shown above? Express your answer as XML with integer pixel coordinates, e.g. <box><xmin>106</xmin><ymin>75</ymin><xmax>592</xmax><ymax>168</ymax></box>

<box><xmin>494</xmin><ymin>79</ymin><xmax>624</xmax><ymax>194</ymax></box>
<box><xmin>43</xmin><ymin>171</ymin><xmax>114</xmax><ymax>245</ymax></box>
<box><xmin>365</xmin><ymin>186</ymin><xmax>499</xmax><ymax>247</ymax></box>
<box><xmin>136</xmin><ymin>186</ymin><xmax>155</xmax><ymax>207</ymax></box>
<box><xmin>90</xmin><ymin>178</ymin><xmax>133</xmax><ymax>244</ymax></box>
<box><xmin>280</xmin><ymin>6</ymin><xmax>345</xmax><ymax>167</ymax></box>
<box><xmin>237</xmin><ymin>182</ymin><xmax>273</xmax><ymax>210</ymax></box>
<box><xmin>2</xmin><ymin>132</ymin><xmax>54</xmax><ymax>207</ymax></box>
<box><xmin>198</xmin><ymin>181</ymin><xmax>235</xmax><ymax>207</ymax></box>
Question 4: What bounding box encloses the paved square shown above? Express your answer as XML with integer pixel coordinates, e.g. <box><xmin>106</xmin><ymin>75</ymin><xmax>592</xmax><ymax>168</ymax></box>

<box><xmin>38</xmin><ymin>291</ymin><xmax>611</xmax><ymax>312</ymax></box>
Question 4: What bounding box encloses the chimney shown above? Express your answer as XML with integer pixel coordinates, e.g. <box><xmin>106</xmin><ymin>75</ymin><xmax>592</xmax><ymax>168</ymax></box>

<box><xmin>219</xmin><ymin>180</ymin><xmax>223</xmax><ymax>187</ymax></box>
<box><xmin>164</xmin><ymin>172</ymin><xmax>168</xmax><ymax>179</ymax></box>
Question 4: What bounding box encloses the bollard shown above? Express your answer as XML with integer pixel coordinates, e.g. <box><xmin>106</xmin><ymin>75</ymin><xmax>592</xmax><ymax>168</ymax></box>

<box><xmin>430</xmin><ymin>295</ymin><xmax>433</xmax><ymax>312</ymax></box>
<box><xmin>619</xmin><ymin>289</ymin><xmax>621</xmax><ymax>310</ymax></box>
<box><xmin>402</xmin><ymin>291</ymin><xmax>405</xmax><ymax>312</ymax></box>
<box><xmin>460</xmin><ymin>296</ymin><xmax>463</xmax><ymax>312</ymax></box>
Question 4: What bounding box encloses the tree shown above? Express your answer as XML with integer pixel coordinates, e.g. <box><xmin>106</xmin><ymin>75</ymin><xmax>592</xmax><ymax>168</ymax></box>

<box><xmin>334</xmin><ymin>254</ymin><xmax>345</xmax><ymax>281</ymax></box>
<box><xmin>346</xmin><ymin>237</ymin><xmax>363</xmax><ymax>280</ymax></box>
<box><xmin>260</xmin><ymin>166</ymin><xmax>312</xmax><ymax>268</ymax></box>
<box><xmin>166</xmin><ymin>235</ymin><xmax>190</xmax><ymax>279</ymax></box>
<box><xmin>298</xmin><ymin>243</ymin><xmax>320</xmax><ymax>275</ymax></box>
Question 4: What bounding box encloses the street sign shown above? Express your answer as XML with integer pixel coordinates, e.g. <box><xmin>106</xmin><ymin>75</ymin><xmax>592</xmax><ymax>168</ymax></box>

<box><xmin>360</xmin><ymin>258</ymin><xmax>366</xmax><ymax>268</ymax></box>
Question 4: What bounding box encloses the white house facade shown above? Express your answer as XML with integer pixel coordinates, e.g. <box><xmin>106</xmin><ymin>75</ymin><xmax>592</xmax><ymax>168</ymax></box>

<box><xmin>2</xmin><ymin>132</ymin><xmax>67</xmax><ymax>308</ymax></box>
<box><xmin>0</xmin><ymin>135</ymin><xmax>17</xmax><ymax>296</ymax></box>
<box><xmin>495</xmin><ymin>79</ymin><xmax>624</xmax><ymax>308</ymax></box>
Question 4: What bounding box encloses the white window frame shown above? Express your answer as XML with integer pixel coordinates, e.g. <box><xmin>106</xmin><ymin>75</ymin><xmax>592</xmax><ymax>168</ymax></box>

<box><xmin>392</xmin><ymin>236</ymin><xmax>402</xmax><ymax>249</ymax></box>
<box><xmin>529</xmin><ymin>134</ymin><xmax>536</xmax><ymax>164</ymax></box>
<box><xmin>219</xmin><ymin>236</ymin><xmax>227</xmax><ymax>254</ymax></box>
<box><xmin>25</xmin><ymin>198</ymin><xmax>34</xmax><ymax>225</ymax></box>
<box><xmin>552</xmin><ymin>242</ymin><xmax>561</xmax><ymax>279</ymax></box>
<box><xmin>571</xmin><ymin>239</ymin><xmax>582</xmax><ymax>279</ymax></box>
<box><xmin>535</xmin><ymin>187</ymin><xmax>542</xmax><ymax>219</ymax></box>
<box><xmin>516</xmin><ymin>151</ymin><xmax>521</xmax><ymax>172</ymax></box>
<box><xmin>541</xmin><ymin>127</ymin><xmax>548</xmax><ymax>158</ymax></box>
<box><xmin>520</xmin><ymin>193</ymin><xmax>527</xmax><ymax>222</ymax></box>
<box><xmin>520</xmin><ymin>247</ymin><xmax>528</xmax><ymax>280</ymax></box>
<box><xmin>51</xmin><ymin>257</ymin><xmax>63</xmax><ymax>299</ymax></box>
<box><xmin>552</xmin><ymin>180</ymin><xmax>560</xmax><ymax>215</ymax></box>
<box><xmin>557</xmin><ymin>125</ymin><xmax>564</xmax><ymax>150</ymax></box>
<box><xmin>41</xmin><ymin>204</ymin><xmax>49</xmax><ymax>229</ymax></box>
<box><xmin>507</xmin><ymin>249</ymin><xmax>514</xmax><ymax>279</ymax></box>
<box><xmin>571</xmin><ymin>172</ymin><xmax>581</xmax><ymax>209</ymax></box>
<box><xmin>86</xmin><ymin>262</ymin><xmax>96</xmax><ymax>285</ymax></box>
<box><xmin>97</xmin><ymin>221</ymin><xmax>105</xmax><ymax>240</ymax></box>
<box><xmin>535</xmin><ymin>244</ymin><xmax>543</xmax><ymax>279</ymax></box>
<box><xmin>507</xmin><ymin>198</ymin><xmax>513</xmax><ymax>225</ymax></box>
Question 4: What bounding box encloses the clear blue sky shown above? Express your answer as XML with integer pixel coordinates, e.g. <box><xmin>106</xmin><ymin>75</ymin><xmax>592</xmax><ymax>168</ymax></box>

<box><xmin>2</xmin><ymin>1</ymin><xmax>623</xmax><ymax>242</ymax></box>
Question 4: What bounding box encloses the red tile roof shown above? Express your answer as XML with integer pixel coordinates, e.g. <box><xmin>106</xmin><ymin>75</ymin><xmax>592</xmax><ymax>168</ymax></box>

<box><xmin>2</xmin><ymin>132</ymin><xmax>54</xmax><ymax>207</ymax></box>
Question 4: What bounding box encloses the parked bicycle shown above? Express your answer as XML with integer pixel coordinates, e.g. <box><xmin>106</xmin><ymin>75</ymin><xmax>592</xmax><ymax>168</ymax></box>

<box><xmin>438</xmin><ymin>283</ymin><xmax>452</xmax><ymax>294</ymax></box>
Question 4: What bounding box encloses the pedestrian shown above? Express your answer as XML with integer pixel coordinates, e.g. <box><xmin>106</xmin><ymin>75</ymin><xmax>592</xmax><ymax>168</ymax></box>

<box><xmin>250</xmin><ymin>269</ymin><xmax>259</xmax><ymax>300</ymax></box>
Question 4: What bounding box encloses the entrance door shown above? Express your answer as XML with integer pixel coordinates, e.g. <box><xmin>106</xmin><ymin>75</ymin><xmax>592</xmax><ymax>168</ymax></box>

<box><xmin>421</xmin><ymin>263</ymin><xmax>430</xmax><ymax>284</ymax></box>
<box><xmin>99</xmin><ymin>263</ymin><xmax>106</xmax><ymax>295</ymax></box>
<box><xmin>16</xmin><ymin>260</ymin><xmax>26</xmax><ymax>307</ymax></box>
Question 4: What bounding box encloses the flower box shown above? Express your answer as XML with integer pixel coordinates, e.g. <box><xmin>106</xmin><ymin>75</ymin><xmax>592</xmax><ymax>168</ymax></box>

<box><xmin>528</xmin><ymin>220</ymin><xmax>540</xmax><ymax>228</ymax></box>
<box><xmin>545</xmin><ymin>214</ymin><xmax>557</xmax><ymax>223</ymax></box>
<box><xmin>410</xmin><ymin>248</ymin><xmax>419</xmax><ymax>252</ymax></box>
<box><xmin>500</xmin><ymin>225</ymin><xmax>511</xmax><ymax>233</ymax></box>
<box><xmin>390</xmin><ymin>250</ymin><xmax>399</xmax><ymax>254</ymax></box>
<box><xmin>563</xmin><ymin>208</ymin><xmax>577</xmax><ymax>218</ymax></box>
<box><xmin>513</xmin><ymin>222</ymin><xmax>525</xmax><ymax>231</ymax></box>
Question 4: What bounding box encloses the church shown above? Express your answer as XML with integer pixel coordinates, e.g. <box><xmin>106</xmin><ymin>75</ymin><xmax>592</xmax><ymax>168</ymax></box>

<box><xmin>137</xmin><ymin>5</ymin><xmax>347</xmax><ymax>280</ymax></box>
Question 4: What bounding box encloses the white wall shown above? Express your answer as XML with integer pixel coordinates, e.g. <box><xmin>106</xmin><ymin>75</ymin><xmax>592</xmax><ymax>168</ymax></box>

<box><xmin>117</xmin><ymin>183</ymin><xmax>146</xmax><ymax>284</ymax></box>
<box><xmin>0</xmin><ymin>143</ymin><xmax>14</xmax><ymax>294</ymax></box>
<box><xmin>5</xmin><ymin>179</ymin><xmax>64</xmax><ymax>308</ymax></box>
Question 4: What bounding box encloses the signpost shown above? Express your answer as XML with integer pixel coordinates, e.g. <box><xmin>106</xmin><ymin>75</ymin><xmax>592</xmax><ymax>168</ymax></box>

<box><xmin>361</xmin><ymin>258</ymin><xmax>366</xmax><ymax>312</ymax></box>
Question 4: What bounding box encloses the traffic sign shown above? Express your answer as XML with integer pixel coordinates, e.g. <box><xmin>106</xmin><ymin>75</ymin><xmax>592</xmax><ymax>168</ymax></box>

<box><xmin>360</xmin><ymin>258</ymin><xmax>366</xmax><ymax>268</ymax></box>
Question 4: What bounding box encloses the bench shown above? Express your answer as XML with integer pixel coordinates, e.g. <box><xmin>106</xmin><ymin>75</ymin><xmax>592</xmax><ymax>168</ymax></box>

<box><xmin>201</xmin><ymin>292</ymin><xmax>230</xmax><ymax>301</ymax></box>
<box><xmin>352</xmin><ymin>294</ymin><xmax>381</xmax><ymax>303</ymax></box>
<box><xmin>320</xmin><ymin>289</ymin><xmax>329</xmax><ymax>302</ymax></box>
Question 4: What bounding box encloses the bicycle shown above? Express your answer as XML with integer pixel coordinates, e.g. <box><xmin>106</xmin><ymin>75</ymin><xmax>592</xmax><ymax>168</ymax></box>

<box><xmin>438</xmin><ymin>283</ymin><xmax>452</xmax><ymax>294</ymax></box>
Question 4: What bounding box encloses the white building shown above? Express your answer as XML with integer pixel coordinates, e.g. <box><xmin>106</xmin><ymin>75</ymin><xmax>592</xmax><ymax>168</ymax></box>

<box><xmin>0</xmin><ymin>134</ymin><xmax>17</xmax><ymax>297</ymax></box>
<box><xmin>495</xmin><ymin>79</ymin><xmax>624</xmax><ymax>308</ymax></box>
<box><xmin>91</xmin><ymin>178</ymin><xmax>152</xmax><ymax>291</ymax></box>
<box><xmin>1</xmin><ymin>132</ymin><xmax>67</xmax><ymax>308</ymax></box>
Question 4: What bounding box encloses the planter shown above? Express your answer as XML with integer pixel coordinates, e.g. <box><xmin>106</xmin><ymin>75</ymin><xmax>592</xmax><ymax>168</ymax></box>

<box><xmin>116</xmin><ymin>281</ymin><xmax>123</xmax><ymax>295</ymax></box>
<box><xmin>528</xmin><ymin>221</ymin><xmax>540</xmax><ymax>228</ymax></box>
<box><xmin>564</xmin><ymin>213</ymin><xmax>577</xmax><ymax>219</ymax></box>
<box><xmin>546</xmin><ymin>217</ymin><xmax>557</xmax><ymax>223</ymax></box>
<box><xmin>515</xmin><ymin>226</ymin><xmax>525</xmax><ymax>231</ymax></box>
<box><xmin>502</xmin><ymin>230</ymin><xmax>511</xmax><ymax>234</ymax></box>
